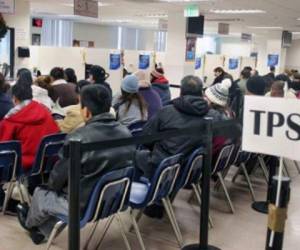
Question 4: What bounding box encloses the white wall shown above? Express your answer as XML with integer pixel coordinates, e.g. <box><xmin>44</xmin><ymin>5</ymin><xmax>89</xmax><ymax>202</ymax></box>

<box><xmin>286</xmin><ymin>39</ymin><xmax>300</xmax><ymax>71</ymax></box>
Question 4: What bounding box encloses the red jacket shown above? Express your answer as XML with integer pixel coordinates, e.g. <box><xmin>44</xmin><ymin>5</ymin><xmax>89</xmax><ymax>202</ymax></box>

<box><xmin>0</xmin><ymin>101</ymin><xmax>60</xmax><ymax>171</ymax></box>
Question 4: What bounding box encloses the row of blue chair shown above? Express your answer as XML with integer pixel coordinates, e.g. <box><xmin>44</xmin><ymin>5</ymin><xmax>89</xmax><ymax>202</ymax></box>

<box><xmin>0</xmin><ymin>133</ymin><xmax>66</xmax><ymax>213</ymax></box>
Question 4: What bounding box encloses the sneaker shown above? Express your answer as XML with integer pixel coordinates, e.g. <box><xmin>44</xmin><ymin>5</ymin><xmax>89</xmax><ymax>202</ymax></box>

<box><xmin>143</xmin><ymin>204</ymin><xmax>164</xmax><ymax>219</ymax></box>
<box><xmin>29</xmin><ymin>229</ymin><xmax>45</xmax><ymax>245</ymax></box>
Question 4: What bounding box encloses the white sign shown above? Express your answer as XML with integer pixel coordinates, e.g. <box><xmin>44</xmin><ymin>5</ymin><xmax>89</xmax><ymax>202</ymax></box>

<box><xmin>74</xmin><ymin>0</ymin><xmax>98</xmax><ymax>18</ymax></box>
<box><xmin>242</xmin><ymin>96</ymin><xmax>300</xmax><ymax>161</ymax></box>
<box><xmin>0</xmin><ymin>0</ymin><xmax>15</xmax><ymax>14</ymax></box>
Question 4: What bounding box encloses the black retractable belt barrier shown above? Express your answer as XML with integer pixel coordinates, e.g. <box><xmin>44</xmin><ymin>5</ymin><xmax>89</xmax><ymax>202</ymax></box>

<box><xmin>66</xmin><ymin>120</ymin><xmax>241</xmax><ymax>250</ymax></box>
<box><xmin>265</xmin><ymin>176</ymin><xmax>290</xmax><ymax>250</ymax></box>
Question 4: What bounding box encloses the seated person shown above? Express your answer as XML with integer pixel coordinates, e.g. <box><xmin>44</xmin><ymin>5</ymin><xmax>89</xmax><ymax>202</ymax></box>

<box><xmin>16</xmin><ymin>85</ymin><xmax>135</xmax><ymax>244</ymax></box>
<box><xmin>0</xmin><ymin>73</ymin><xmax>13</xmax><ymax>120</ymax></box>
<box><xmin>113</xmin><ymin>75</ymin><xmax>148</xmax><ymax>126</ymax></box>
<box><xmin>88</xmin><ymin>65</ymin><xmax>112</xmax><ymax>96</ymax></box>
<box><xmin>57</xmin><ymin>80</ymin><xmax>90</xmax><ymax>133</ymax></box>
<box><xmin>136</xmin><ymin>75</ymin><xmax>212</xmax><ymax>180</ymax></box>
<box><xmin>0</xmin><ymin>80</ymin><xmax>59</xmax><ymax>172</ymax></box>
<box><xmin>150</xmin><ymin>64</ymin><xmax>171</xmax><ymax>105</ymax></box>
<box><xmin>204</xmin><ymin>79</ymin><xmax>234</xmax><ymax>159</ymax></box>
<box><xmin>49</xmin><ymin>67</ymin><xmax>78</xmax><ymax>108</ymax></box>
<box><xmin>135</xmin><ymin>70</ymin><xmax>162</xmax><ymax>119</ymax></box>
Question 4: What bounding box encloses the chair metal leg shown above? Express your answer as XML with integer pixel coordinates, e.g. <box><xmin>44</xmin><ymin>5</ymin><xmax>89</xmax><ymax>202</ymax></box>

<box><xmin>162</xmin><ymin>198</ymin><xmax>184</xmax><ymax>248</ymax></box>
<box><xmin>217</xmin><ymin>172</ymin><xmax>235</xmax><ymax>214</ymax></box>
<box><xmin>129</xmin><ymin>209</ymin><xmax>143</xmax><ymax>233</ymax></box>
<box><xmin>95</xmin><ymin>216</ymin><xmax>115</xmax><ymax>250</ymax></box>
<box><xmin>258</xmin><ymin>156</ymin><xmax>269</xmax><ymax>183</ymax></box>
<box><xmin>241</xmin><ymin>163</ymin><xmax>256</xmax><ymax>202</ymax></box>
<box><xmin>129</xmin><ymin>210</ymin><xmax>146</xmax><ymax>250</ymax></box>
<box><xmin>46</xmin><ymin>221</ymin><xmax>66</xmax><ymax>250</ymax></box>
<box><xmin>192</xmin><ymin>184</ymin><xmax>214</xmax><ymax>228</ymax></box>
<box><xmin>116</xmin><ymin>214</ymin><xmax>132</xmax><ymax>250</ymax></box>
<box><xmin>231</xmin><ymin>167</ymin><xmax>242</xmax><ymax>183</ymax></box>
<box><xmin>83</xmin><ymin>220</ymin><xmax>101</xmax><ymax>250</ymax></box>
<box><xmin>294</xmin><ymin>161</ymin><xmax>300</xmax><ymax>174</ymax></box>
<box><xmin>2</xmin><ymin>182</ymin><xmax>14</xmax><ymax>215</ymax></box>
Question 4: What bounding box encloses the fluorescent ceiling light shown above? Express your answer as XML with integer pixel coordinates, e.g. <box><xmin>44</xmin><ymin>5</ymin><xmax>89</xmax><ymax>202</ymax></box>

<box><xmin>297</xmin><ymin>18</ymin><xmax>300</xmax><ymax>21</ymax></box>
<box><xmin>210</xmin><ymin>9</ymin><xmax>266</xmax><ymax>14</ymax></box>
<box><xmin>159</xmin><ymin>0</ymin><xmax>212</xmax><ymax>2</ymax></box>
<box><xmin>247</xmin><ymin>26</ymin><xmax>282</xmax><ymax>30</ymax></box>
<box><xmin>62</xmin><ymin>2</ymin><xmax>111</xmax><ymax>7</ymax></box>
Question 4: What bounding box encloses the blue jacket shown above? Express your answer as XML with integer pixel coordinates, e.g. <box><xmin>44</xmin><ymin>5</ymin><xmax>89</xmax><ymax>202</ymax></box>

<box><xmin>0</xmin><ymin>93</ymin><xmax>13</xmax><ymax>120</ymax></box>
<box><xmin>152</xmin><ymin>83</ymin><xmax>171</xmax><ymax>106</ymax></box>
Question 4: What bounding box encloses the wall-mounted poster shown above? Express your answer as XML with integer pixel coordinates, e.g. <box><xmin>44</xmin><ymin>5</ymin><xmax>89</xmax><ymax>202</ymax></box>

<box><xmin>0</xmin><ymin>0</ymin><xmax>15</xmax><ymax>14</ymax></box>
<box><xmin>229</xmin><ymin>58</ymin><xmax>239</xmax><ymax>70</ymax></box>
<box><xmin>32</xmin><ymin>34</ymin><xmax>41</xmax><ymax>46</ymax></box>
<box><xmin>139</xmin><ymin>54</ymin><xmax>150</xmax><ymax>70</ymax></box>
<box><xmin>186</xmin><ymin>37</ymin><xmax>197</xmax><ymax>61</ymax></box>
<box><xmin>110</xmin><ymin>53</ymin><xmax>121</xmax><ymax>70</ymax></box>
<box><xmin>195</xmin><ymin>57</ymin><xmax>202</xmax><ymax>70</ymax></box>
<box><xmin>267</xmin><ymin>54</ymin><xmax>279</xmax><ymax>67</ymax></box>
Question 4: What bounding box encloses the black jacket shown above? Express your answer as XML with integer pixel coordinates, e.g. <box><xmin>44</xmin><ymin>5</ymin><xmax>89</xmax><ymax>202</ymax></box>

<box><xmin>48</xmin><ymin>113</ymin><xmax>135</xmax><ymax>214</ymax></box>
<box><xmin>141</xmin><ymin>95</ymin><xmax>210</xmax><ymax>177</ymax></box>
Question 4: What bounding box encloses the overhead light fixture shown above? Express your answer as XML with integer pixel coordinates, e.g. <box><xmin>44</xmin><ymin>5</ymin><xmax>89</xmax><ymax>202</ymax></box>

<box><xmin>210</xmin><ymin>9</ymin><xmax>266</xmax><ymax>14</ymax></box>
<box><xmin>247</xmin><ymin>26</ymin><xmax>283</xmax><ymax>30</ymax></box>
<box><xmin>62</xmin><ymin>2</ymin><xmax>111</xmax><ymax>7</ymax></box>
<box><xmin>297</xmin><ymin>18</ymin><xmax>300</xmax><ymax>21</ymax></box>
<box><xmin>159</xmin><ymin>0</ymin><xmax>213</xmax><ymax>2</ymax></box>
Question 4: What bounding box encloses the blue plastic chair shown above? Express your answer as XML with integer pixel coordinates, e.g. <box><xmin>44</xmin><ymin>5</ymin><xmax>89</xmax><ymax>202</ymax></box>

<box><xmin>30</xmin><ymin>133</ymin><xmax>67</xmax><ymax>177</ymax></box>
<box><xmin>129</xmin><ymin>154</ymin><xmax>183</xmax><ymax>248</ymax></box>
<box><xmin>0</xmin><ymin>141</ymin><xmax>22</xmax><ymax>214</ymax></box>
<box><xmin>231</xmin><ymin>150</ymin><xmax>256</xmax><ymax>201</ymax></box>
<box><xmin>211</xmin><ymin>144</ymin><xmax>235</xmax><ymax>213</ymax></box>
<box><xmin>47</xmin><ymin>167</ymin><xmax>135</xmax><ymax>250</ymax></box>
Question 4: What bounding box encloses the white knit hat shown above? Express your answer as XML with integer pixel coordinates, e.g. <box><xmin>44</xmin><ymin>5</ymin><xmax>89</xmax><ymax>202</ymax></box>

<box><xmin>205</xmin><ymin>79</ymin><xmax>232</xmax><ymax>107</ymax></box>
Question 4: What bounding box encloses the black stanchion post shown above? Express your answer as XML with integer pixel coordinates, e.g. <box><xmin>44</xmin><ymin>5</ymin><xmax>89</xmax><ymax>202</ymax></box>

<box><xmin>182</xmin><ymin>120</ymin><xmax>221</xmax><ymax>250</ymax></box>
<box><xmin>68</xmin><ymin>140</ymin><xmax>81</xmax><ymax>250</ymax></box>
<box><xmin>265</xmin><ymin>176</ymin><xmax>290</xmax><ymax>250</ymax></box>
<box><xmin>252</xmin><ymin>156</ymin><xmax>278</xmax><ymax>214</ymax></box>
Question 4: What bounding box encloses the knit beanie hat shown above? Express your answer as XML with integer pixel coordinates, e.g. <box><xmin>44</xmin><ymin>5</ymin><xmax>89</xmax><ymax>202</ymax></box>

<box><xmin>246</xmin><ymin>76</ymin><xmax>266</xmax><ymax>96</ymax></box>
<box><xmin>205</xmin><ymin>79</ymin><xmax>232</xmax><ymax>107</ymax></box>
<box><xmin>121</xmin><ymin>75</ymin><xmax>139</xmax><ymax>93</ymax></box>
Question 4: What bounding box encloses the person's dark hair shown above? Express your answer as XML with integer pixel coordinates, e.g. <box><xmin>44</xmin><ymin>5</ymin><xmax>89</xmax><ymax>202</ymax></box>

<box><xmin>50</xmin><ymin>67</ymin><xmax>65</xmax><ymax>81</ymax></box>
<box><xmin>214</xmin><ymin>67</ymin><xmax>224</xmax><ymax>74</ymax></box>
<box><xmin>12</xmin><ymin>79</ymin><xmax>33</xmax><ymax>101</ymax></box>
<box><xmin>89</xmin><ymin>65</ymin><xmax>109</xmax><ymax>83</ymax></box>
<box><xmin>243</xmin><ymin>66</ymin><xmax>252</xmax><ymax>71</ymax></box>
<box><xmin>64</xmin><ymin>68</ymin><xmax>77</xmax><ymax>84</ymax></box>
<box><xmin>241</xmin><ymin>69</ymin><xmax>251</xmax><ymax>79</ymax></box>
<box><xmin>76</xmin><ymin>80</ymin><xmax>90</xmax><ymax>94</ymax></box>
<box><xmin>0</xmin><ymin>73</ymin><xmax>10</xmax><ymax>93</ymax></box>
<box><xmin>270</xmin><ymin>66</ymin><xmax>276</xmax><ymax>72</ymax></box>
<box><xmin>17</xmin><ymin>68</ymin><xmax>33</xmax><ymax>85</ymax></box>
<box><xmin>80</xmin><ymin>85</ymin><xmax>111</xmax><ymax>116</ymax></box>
<box><xmin>119</xmin><ymin>89</ymin><xmax>147</xmax><ymax>120</ymax></box>
<box><xmin>180</xmin><ymin>75</ymin><xmax>203</xmax><ymax>96</ymax></box>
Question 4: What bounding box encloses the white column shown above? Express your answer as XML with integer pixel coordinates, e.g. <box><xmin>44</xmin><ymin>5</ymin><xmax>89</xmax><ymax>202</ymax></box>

<box><xmin>3</xmin><ymin>0</ymin><xmax>31</xmax><ymax>73</ymax></box>
<box><xmin>164</xmin><ymin>11</ymin><xmax>187</xmax><ymax>85</ymax></box>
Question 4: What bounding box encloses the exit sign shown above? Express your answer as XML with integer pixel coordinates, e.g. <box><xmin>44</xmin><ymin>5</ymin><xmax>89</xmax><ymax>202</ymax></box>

<box><xmin>184</xmin><ymin>5</ymin><xmax>199</xmax><ymax>17</ymax></box>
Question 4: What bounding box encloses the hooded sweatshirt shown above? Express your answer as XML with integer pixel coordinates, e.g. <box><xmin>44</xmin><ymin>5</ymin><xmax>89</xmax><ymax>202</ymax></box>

<box><xmin>140</xmin><ymin>95</ymin><xmax>209</xmax><ymax>178</ymax></box>
<box><xmin>0</xmin><ymin>100</ymin><xmax>60</xmax><ymax>170</ymax></box>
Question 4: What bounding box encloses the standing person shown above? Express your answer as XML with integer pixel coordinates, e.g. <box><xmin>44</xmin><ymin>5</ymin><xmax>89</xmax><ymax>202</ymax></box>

<box><xmin>113</xmin><ymin>75</ymin><xmax>148</xmax><ymax>126</ymax></box>
<box><xmin>0</xmin><ymin>73</ymin><xmax>13</xmax><ymax>120</ymax></box>
<box><xmin>64</xmin><ymin>68</ymin><xmax>77</xmax><ymax>86</ymax></box>
<box><xmin>0</xmin><ymin>80</ymin><xmax>60</xmax><ymax>172</ymax></box>
<box><xmin>265</xmin><ymin>81</ymin><xmax>296</xmax><ymax>99</ymax></box>
<box><xmin>16</xmin><ymin>85</ymin><xmax>135</xmax><ymax>244</ymax></box>
<box><xmin>49</xmin><ymin>67</ymin><xmax>78</xmax><ymax>108</ymax></box>
<box><xmin>212</xmin><ymin>67</ymin><xmax>233</xmax><ymax>85</ymax></box>
<box><xmin>150</xmin><ymin>64</ymin><xmax>171</xmax><ymax>105</ymax></box>
<box><xmin>88</xmin><ymin>65</ymin><xmax>112</xmax><ymax>96</ymax></box>
<box><xmin>237</xmin><ymin>69</ymin><xmax>251</xmax><ymax>95</ymax></box>
<box><xmin>134</xmin><ymin>70</ymin><xmax>162</xmax><ymax>119</ymax></box>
